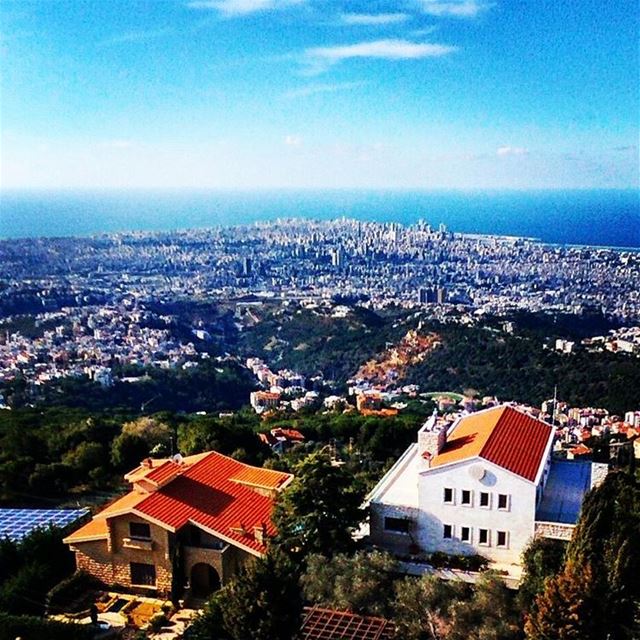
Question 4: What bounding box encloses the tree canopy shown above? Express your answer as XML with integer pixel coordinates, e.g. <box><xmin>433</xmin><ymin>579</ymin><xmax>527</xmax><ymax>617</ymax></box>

<box><xmin>272</xmin><ymin>450</ymin><xmax>366</xmax><ymax>560</ymax></box>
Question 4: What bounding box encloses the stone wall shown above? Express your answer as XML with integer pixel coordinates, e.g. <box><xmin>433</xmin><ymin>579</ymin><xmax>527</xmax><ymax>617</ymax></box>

<box><xmin>534</xmin><ymin>521</ymin><xmax>574</xmax><ymax>541</ymax></box>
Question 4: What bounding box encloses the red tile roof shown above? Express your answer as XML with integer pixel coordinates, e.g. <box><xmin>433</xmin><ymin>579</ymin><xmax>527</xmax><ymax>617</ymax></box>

<box><xmin>432</xmin><ymin>405</ymin><xmax>554</xmax><ymax>482</ymax></box>
<box><xmin>65</xmin><ymin>451</ymin><xmax>292</xmax><ymax>556</ymax></box>
<box><xmin>144</xmin><ymin>460</ymin><xmax>183</xmax><ymax>486</ymax></box>
<box><xmin>134</xmin><ymin>452</ymin><xmax>292</xmax><ymax>554</ymax></box>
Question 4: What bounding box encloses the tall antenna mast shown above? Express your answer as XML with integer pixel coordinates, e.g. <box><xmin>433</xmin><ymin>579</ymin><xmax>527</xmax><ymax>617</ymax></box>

<box><xmin>552</xmin><ymin>385</ymin><xmax>558</xmax><ymax>427</ymax></box>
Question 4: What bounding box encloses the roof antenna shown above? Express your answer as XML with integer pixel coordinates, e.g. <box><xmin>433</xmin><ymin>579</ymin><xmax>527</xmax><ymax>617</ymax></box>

<box><xmin>552</xmin><ymin>385</ymin><xmax>558</xmax><ymax>427</ymax></box>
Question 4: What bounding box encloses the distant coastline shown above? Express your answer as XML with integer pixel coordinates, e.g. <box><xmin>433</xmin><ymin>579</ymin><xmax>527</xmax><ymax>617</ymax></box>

<box><xmin>1</xmin><ymin>188</ymin><xmax>638</xmax><ymax>248</ymax></box>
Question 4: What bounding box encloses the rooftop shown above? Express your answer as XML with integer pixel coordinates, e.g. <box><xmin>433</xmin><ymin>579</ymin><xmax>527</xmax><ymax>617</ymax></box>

<box><xmin>432</xmin><ymin>405</ymin><xmax>554</xmax><ymax>481</ymax></box>
<box><xmin>65</xmin><ymin>451</ymin><xmax>293</xmax><ymax>555</ymax></box>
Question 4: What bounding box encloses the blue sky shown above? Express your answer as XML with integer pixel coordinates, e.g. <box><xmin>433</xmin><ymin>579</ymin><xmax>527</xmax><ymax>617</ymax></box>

<box><xmin>1</xmin><ymin>0</ymin><xmax>638</xmax><ymax>189</ymax></box>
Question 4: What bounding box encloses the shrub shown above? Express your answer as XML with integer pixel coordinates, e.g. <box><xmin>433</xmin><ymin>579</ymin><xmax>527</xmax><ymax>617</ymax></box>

<box><xmin>47</xmin><ymin>570</ymin><xmax>104</xmax><ymax>614</ymax></box>
<box><xmin>0</xmin><ymin>612</ymin><xmax>91</xmax><ymax>640</ymax></box>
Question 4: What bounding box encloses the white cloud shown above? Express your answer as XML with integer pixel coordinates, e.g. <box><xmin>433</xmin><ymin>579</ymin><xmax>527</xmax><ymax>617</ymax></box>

<box><xmin>497</xmin><ymin>145</ymin><xmax>528</xmax><ymax>157</ymax></box>
<box><xmin>187</xmin><ymin>0</ymin><xmax>302</xmax><ymax>16</ymax></box>
<box><xmin>284</xmin><ymin>135</ymin><xmax>303</xmax><ymax>146</ymax></box>
<box><xmin>303</xmin><ymin>39</ymin><xmax>456</xmax><ymax>73</ymax></box>
<box><xmin>420</xmin><ymin>1</ymin><xmax>493</xmax><ymax>18</ymax></box>
<box><xmin>341</xmin><ymin>13</ymin><xmax>410</xmax><ymax>25</ymax></box>
<box><xmin>284</xmin><ymin>81</ymin><xmax>366</xmax><ymax>99</ymax></box>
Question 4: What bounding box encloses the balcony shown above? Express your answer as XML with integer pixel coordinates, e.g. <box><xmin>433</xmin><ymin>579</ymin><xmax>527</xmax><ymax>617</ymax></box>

<box><xmin>122</xmin><ymin>537</ymin><xmax>154</xmax><ymax>551</ymax></box>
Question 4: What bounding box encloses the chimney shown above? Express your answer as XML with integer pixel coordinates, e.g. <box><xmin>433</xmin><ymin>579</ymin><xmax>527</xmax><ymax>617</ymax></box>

<box><xmin>254</xmin><ymin>522</ymin><xmax>267</xmax><ymax>545</ymax></box>
<box><xmin>418</xmin><ymin>412</ymin><xmax>447</xmax><ymax>469</ymax></box>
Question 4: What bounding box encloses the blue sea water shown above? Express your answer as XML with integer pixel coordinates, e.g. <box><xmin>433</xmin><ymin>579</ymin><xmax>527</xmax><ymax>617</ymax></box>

<box><xmin>0</xmin><ymin>189</ymin><xmax>638</xmax><ymax>248</ymax></box>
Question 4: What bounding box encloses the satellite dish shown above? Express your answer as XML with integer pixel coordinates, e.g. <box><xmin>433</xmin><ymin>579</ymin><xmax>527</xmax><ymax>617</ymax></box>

<box><xmin>469</xmin><ymin>465</ymin><xmax>486</xmax><ymax>481</ymax></box>
<box><xmin>172</xmin><ymin>453</ymin><xmax>184</xmax><ymax>465</ymax></box>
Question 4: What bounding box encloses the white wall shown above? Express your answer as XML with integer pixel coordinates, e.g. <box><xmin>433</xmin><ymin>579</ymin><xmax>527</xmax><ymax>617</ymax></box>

<box><xmin>416</xmin><ymin>458</ymin><xmax>537</xmax><ymax>564</ymax></box>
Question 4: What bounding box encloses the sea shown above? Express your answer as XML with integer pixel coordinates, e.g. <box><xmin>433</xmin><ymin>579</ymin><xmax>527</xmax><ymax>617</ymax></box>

<box><xmin>0</xmin><ymin>189</ymin><xmax>638</xmax><ymax>248</ymax></box>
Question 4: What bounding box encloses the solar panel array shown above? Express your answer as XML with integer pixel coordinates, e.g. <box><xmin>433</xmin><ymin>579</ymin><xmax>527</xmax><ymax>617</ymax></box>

<box><xmin>0</xmin><ymin>508</ymin><xmax>90</xmax><ymax>541</ymax></box>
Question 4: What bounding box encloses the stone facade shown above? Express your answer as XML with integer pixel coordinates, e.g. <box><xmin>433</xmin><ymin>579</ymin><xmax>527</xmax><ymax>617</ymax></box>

<box><xmin>534</xmin><ymin>521</ymin><xmax>574</xmax><ymax>541</ymax></box>
<box><xmin>70</xmin><ymin>514</ymin><xmax>256</xmax><ymax>598</ymax></box>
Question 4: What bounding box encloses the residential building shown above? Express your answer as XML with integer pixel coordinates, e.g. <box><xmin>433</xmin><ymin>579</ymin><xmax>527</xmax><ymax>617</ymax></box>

<box><xmin>64</xmin><ymin>451</ymin><xmax>292</xmax><ymax>599</ymax></box>
<box><xmin>368</xmin><ymin>405</ymin><xmax>606</xmax><ymax>567</ymax></box>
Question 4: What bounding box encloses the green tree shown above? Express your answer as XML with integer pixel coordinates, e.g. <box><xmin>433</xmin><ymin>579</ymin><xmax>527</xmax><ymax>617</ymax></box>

<box><xmin>121</xmin><ymin>416</ymin><xmax>172</xmax><ymax>448</ymax></box>
<box><xmin>301</xmin><ymin>550</ymin><xmax>398</xmax><ymax>617</ymax></box>
<box><xmin>518</xmin><ymin>537</ymin><xmax>566</xmax><ymax>614</ymax></box>
<box><xmin>221</xmin><ymin>550</ymin><xmax>301</xmax><ymax>640</ymax></box>
<box><xmin>111</xmin><ymin>431</ymin><xmax>149</xmax><ymax>471</ymax></box>
<box><xmin>565</xmin><ymin>472</ymin><xmax>640</xmax><ymax>638</ymax></box>
<box><xmin>272</xmin><ymin>450</ymin><xmax>366</xmax><ymax>560</ymax></box>
<box><xmin>448</xmin><ymin>573</ymin><xmax>521</xmax><ymax>640</ymax></box>
<box><xmin>392</xmin><ymin>573</ymin><xmax>467</xmax><ymax>640</ymax></box>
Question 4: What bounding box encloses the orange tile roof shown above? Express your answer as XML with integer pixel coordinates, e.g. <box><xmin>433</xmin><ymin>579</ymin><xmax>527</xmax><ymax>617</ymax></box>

<box><xmin>431</xmin><ymin>406</ymin><xmax>553</xmax><ymax>482</ymax></box>
<box><xmin>230</xmin><ymin>465</ymin><xmax>292</xmax><ymax>490</ymax></box>
<box><xmin>63</xmin><ymin>517</ymin><xmax>108</xmax><ymax>544</ymax></box>
<box><xmin>95</xmin><ymin>490</ymin><xmax>148</xmax><ymax>517</ymax></box>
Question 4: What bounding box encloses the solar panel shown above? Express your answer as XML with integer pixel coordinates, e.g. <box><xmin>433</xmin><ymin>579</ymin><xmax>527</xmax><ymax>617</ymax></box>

<box><xmin>0</xmin><ymin>508</ymin><xmax>90</xmax><ymax>542</ymax></box>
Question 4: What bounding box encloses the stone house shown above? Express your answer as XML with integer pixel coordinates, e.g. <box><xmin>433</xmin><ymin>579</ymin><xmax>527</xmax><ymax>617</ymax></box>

<box><xmin>64</xmin><ymin>451</ymin><xmax>292</xmax><ymax>599</ymax></box>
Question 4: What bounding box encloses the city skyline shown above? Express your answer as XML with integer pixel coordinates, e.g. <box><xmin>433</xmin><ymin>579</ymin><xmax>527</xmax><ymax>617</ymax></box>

<box><xmin>1</xmin><ymin>0</ymin><xmax>638</xmax><ymax>190</ymax></box>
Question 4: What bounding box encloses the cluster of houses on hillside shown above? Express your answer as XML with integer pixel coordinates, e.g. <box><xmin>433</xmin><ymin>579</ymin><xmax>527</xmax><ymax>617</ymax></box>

<box><xmin>65</xmin><ymin>402</ymin><xmax>610</xmax><ymax>609</ymax></box>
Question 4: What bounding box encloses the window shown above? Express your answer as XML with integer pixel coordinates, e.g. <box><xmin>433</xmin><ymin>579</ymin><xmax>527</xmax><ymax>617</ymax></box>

<box><xmin>478</xmin><ymin>528</ymin><xmax>490</xmax><ymax>546</ymax></box>
<box><xmin>461</xmin><ymin>526</ymin><xmax>471</xmax><ymax>543</ymax></box>
<box><xmin>384</xmin><ymin>517</ymin><xmax>410</xmax><ymax>534</ymax></box>
<box><xmin>443</xmin><ymin>524</ymin><xmax>453</xmax><ymax>539</ymax></box>
<box><xmin>498</xmin><ymin>494</ymin><xmax>509</xmax><ymax>510</ymax></box>
<box><xmin>443</xmin><ymin>487</ymin><xmax>454</xmax><ymax>504</ymax></box>
<box><xmin>129</xmin><ymin>522</ymin><xmax>151</xmax><ymax>540</ymax></box>
<box><xmin>461</xmin><ymin>489</ymin><xmax>472</xmax><ymax>506</ymax></box>
<box><xmin>130</xmin><ymin>563</ymin><xmax>156</xmax><ymax>587</ymax></box>
<box><xmin>497</xmin><ymin>531</ymin><xmax>508</xmax><ymax>548</ymax></box>
<box><xmin>479</xmin><ymin>492</ymin><xmax>490</xmax><ymax>508</ymax></box>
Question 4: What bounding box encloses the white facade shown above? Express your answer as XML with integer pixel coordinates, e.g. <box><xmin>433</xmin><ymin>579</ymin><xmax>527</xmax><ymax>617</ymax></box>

<box><xmin>368</xmin><ymin>406</ymin><xmax>564</xmax><ymax>566</ymax></box>
<box><xmin>415</xmin><ymin>458</ymin><xmax>538</xmax><ymax>564</ymax></box>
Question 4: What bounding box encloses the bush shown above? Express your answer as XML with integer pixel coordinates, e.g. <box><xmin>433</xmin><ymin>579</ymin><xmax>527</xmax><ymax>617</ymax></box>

<box><xmin>149</xmin><ymin>612</ymin><xmax>169</xmax><ymax>632</ymax></box>
<box><xmin>0</xmin><ymin>612</ymin><xmax>91</xmax><ymax>640</ymax></box>
<box><xmin>47</xmin><ymin>570</ymin><xmax>104</xmax><ymax>614</ymax></box>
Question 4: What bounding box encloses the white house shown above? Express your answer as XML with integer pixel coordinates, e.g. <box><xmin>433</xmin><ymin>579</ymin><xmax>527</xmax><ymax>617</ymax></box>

<box><xmin>368</xmin><ymin>405</ymin><xmax>605</xmax><ymax>566</ymax></box>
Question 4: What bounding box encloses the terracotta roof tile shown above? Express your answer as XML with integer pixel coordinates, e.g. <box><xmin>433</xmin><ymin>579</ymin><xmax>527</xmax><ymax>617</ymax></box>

<box><xmin>230</xmin><ymin>465</ymin><xmax>292</xmax><ymax>490</ymax></box>
<box><xmin>432</xmin><ymin>406</ymin><xmax>553</xmax><ymax>482</ymax></box>
<box><xmin>135</xmin><ymin>452</ymin><xmax>292</xmax><ymax>554</ymax></box>
<box><xmin>63</xmin><ymin>517</ymin><xmax>108</xmax><ymax>544</ymax></box>
<box><xmin>144</xmin><ymin>460</ymin><xmax>183</xmax><ymax>486</ymax></box>
<box><xmin>65</xmin><ymin>451</ymin><xmax>292</xmax><ymax>556</ymax></box>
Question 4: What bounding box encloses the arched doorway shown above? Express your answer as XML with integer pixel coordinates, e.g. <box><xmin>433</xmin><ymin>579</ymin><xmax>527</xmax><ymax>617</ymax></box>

<box><xmin>190</xmin><ymin>563</ymin><xmax>221</xmax><ymax>598</ymax></box>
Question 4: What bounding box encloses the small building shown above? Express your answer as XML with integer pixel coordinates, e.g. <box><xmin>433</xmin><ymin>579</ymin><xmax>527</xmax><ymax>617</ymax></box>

<box><xmin>368</xmin><ymin>405</ymin><xmax>604</xmax><ymax>568</ymax></box>
<box><xmin>64</xmin><ymin>452</ymin><xmax>292</xmax><ymax>600</ymax></box>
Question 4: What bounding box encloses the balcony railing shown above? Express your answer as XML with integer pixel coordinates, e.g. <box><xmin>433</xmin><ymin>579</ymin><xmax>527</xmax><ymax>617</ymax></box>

<box><xmin>122</xmin><ymin>537</ymin><xmax>154</xmax><ymax>551</ymax></box>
